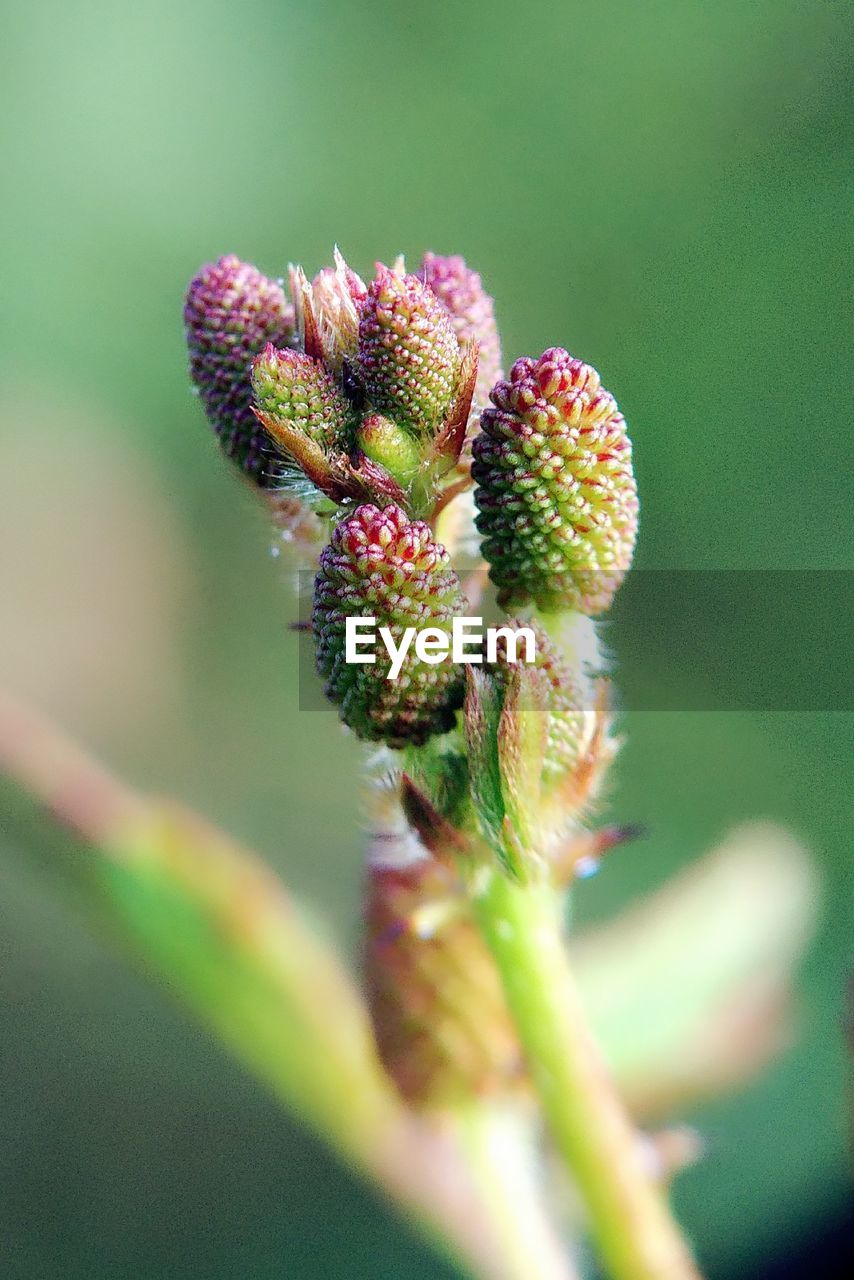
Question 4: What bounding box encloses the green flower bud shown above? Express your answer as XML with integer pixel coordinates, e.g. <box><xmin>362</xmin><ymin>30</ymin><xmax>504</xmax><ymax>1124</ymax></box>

<box><xmin>251</xmin><ymin>343</ymin><xmax>353</xmax><ymax>453</ymax></box>
<box><xmin>358</xmin><ymin>266</ymin><xmax>461</xmax><ymax>433</ymax></box>
<box><xmin>472</xmin><ymin>348</ymin><xmax>638</xmax><ymax>614</ymax></box>
<box><xmin>184</xmin><ymin>256</ymin><xmax>296</xmax><ymax>487</ymax></box>
<box><xmin>313</xmin><ymin>504</ymin><xmax>466</xmax><ymax>747</ymax></box>
<box><xmin>356</xmin><ymin>413</ymin><xmax>422</xmax><ymax>489</ymax></box>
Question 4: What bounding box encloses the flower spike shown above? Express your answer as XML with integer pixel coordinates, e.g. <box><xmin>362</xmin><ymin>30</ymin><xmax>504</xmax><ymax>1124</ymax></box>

<box><xmin>313</xmin><ymin>504</ymin><xmax>467</xmax><ymax>747</ymax></box>
<box><xmin>184</xmin><ymin>255</ymin><xmax>296</xmax><ymax>486</ymax></box>
<box><xmin>420</xmin><ymin>252</ymin><xmax>503</xmax><ymax>418</ymax></box>
<box><xmin>358</xmin><ymin>266</ymin><xmax>461</xmax><ymax>433</ymax></box>
<box><xmin>251</xmin><ymin>343</ymin><xmax>353</xmax><ymax>453</ymax></box>
<box><xmin>472</xmin><ymin>348</ymin><xmax>638</xmax><ymax>614</ymax></box>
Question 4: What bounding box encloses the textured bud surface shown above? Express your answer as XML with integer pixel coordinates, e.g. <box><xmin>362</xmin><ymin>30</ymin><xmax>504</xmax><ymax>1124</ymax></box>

<box><xmin>421</xmin><ymin>252</ymin><xmax>502</xmax><ymax>413</ymax></box>
<box><xmin>251</xmin><ymin>344</ymin><xmax>352</xmax><ymax>452</ymax></box>
<box><xmin>184</xmin><ymin>255</ymin><xmax>296</xmax><ymax>486</ymax></box>
<box><xmin>365</xmin><ymin>855</ymin><xmax>523</xmax><ymax>1109</ymax></box>
<box><xmin>313</xmin><ymin>505</ymin><xmax>466</xmax><ymax>747</ymax></box>
<box><xmin>472</xmin><ymin>348</ymin><xmax>638</xmax><ymax>613</ymax></box>
<box><xmin>358</xmin><ymin>267</ymin><xmax>461</xmax><ymax>431</ymax></box>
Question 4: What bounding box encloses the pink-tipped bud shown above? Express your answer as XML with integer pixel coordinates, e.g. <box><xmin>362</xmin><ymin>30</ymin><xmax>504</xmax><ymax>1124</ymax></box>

<box><xmin>251</xmin><ymin>343</ymin><xmax>353</xmax><ymax>453</ymax></box>
<box><xmin>473</xmin><ymin>348</ymin><xmax>638</xmax><ymax>614</ymax></box>
<box><xmin>313</xmin><ymin>504</ymin><xmax>467</xmax><ymax>747</ymax></box>
<box><xmin>358</xmin><ymin>266</ymin><xmax>461</xmax><ymax>433</ymax></box>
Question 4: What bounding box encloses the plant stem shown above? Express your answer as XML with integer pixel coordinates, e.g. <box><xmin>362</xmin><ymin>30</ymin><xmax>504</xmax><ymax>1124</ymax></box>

<box><xmin>473</xmin><ymin>869</ymin><xmax>702</xmax><ymax>1280</ymax></box>
<box><xmin>452</xmin><ymin>1104</ymin><xmax>582</xmax><ymax>1280</ymax></box>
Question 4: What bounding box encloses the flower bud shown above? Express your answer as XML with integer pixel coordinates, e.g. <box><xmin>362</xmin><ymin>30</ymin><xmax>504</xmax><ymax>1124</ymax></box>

<box><xmin>311</xmin><ymin>249</ymin><xmax>366</xmax><ymax>375</ymax></box>
<box><xmin>358</xmin><ymin>266</ymin><xmax>461</xmax><ymax>432</ymax></box>
<box><xmin>313</xmin><ymin>504</ymin><xmax>466</xmax><ymax>747</ymax></box>
<box><xmin>472</xmin><ymin>348</ymin><xmax>638</xmax><ymax>614</ymax></box>
<box><xmin>184</xmin><ymin>255</ymin><xmax>296</xmax><ymax>486</ymax></box>
<box><xmin>365</xmin><ymin>841</ymin><xmax>522</xmax><ymax>1109</ymax></box>
<box><xmin>356</xmin><ymin>413</ymin><xmax>422</xmax><ymax>489</ymax></box>
<box><xmin>420</xmin><ymin>252</ymin><xmax>502</xmax><ymax>415</ymax></box>
<box><xmin>251</xmin><ymin>343</ymin><xmax>353</xmax><ymax>453</ymax></box>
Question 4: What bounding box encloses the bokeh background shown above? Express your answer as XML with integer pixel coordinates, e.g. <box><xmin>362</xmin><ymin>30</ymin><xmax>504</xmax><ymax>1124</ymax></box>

<box><xmin>0</xmin><ymin>0</ymin><xmax>850</xmax><ymax>1276</ymax></box>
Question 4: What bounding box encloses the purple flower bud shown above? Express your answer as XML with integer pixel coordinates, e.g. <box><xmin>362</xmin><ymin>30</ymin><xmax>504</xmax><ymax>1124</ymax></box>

<box><xmin>184</xmin><ymin>256</ymin><xmax>296</xmax><ymax>486</ymax></box>
<box><xmin>420</xmin><ymin>253</ymin><xmax>503</xmax><ymax>416</ymax></box>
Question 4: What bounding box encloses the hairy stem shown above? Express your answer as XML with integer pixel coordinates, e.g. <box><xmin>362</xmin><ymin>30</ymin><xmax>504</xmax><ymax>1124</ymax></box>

<box><xmin>473</xmin><ymin>869</ymin><xmax>702</xmax><ymax>1280</ymax></box>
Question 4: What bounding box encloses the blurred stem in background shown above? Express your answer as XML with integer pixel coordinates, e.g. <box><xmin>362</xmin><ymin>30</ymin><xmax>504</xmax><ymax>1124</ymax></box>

<box><xmin>0</xmin><ymin>689</ymin><xmax>818</xmax><ymax>1278</ymax></box>
<box><xmin>0</xmin><ymin>690</ymin><xmax>576</xmax><ymax>1280</ymax></box>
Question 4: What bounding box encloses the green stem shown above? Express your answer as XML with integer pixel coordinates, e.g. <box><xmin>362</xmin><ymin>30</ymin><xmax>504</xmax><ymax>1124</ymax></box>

<box><xmin>473</xmin><ymin>870</ymin><xmax>702</xmax><ymax>1280</ymax></box>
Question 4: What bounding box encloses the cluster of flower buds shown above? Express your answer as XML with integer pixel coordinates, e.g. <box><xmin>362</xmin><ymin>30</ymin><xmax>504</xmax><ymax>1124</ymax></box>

<box><xmin>184</xmin><ymin>248</ymin><xmax>637</xmax><ymax>757</ymax></box>
<box><xmin>178</xmin><ymin>246</ymin><xmax>806</xmax><ymax>1222</ymax></box>
<box><xmin>184</xmin><ymin>248</ymin><xmax>645</xmax><ymax>1120</ymax></box>
<box><xmin>185</xmin><ymin>249</ymin><xmax>501</xmax><ymax>520</ymax></box>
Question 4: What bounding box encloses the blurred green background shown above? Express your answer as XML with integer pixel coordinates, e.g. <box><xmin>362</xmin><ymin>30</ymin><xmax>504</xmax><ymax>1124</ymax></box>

<box><xmin>0</xmin><ymin>0</ymin><xmax>850</xmax><ymax>1276</ymax></box>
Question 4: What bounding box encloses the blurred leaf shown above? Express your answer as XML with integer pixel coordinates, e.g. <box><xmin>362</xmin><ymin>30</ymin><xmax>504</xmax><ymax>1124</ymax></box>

<box><xmin>573</xmin><ymin>824</ymin><xmax>819</xmax><ymax>1119</ymax></box>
